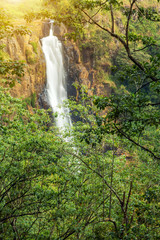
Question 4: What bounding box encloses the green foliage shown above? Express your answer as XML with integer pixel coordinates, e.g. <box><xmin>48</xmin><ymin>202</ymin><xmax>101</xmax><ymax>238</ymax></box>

<box><xmin>0</xmin><ymin>0</ymin><xmax>160</xmax><ymax>239</ymax></box>
<box><xmin>0</xmin><ymin>59</ymin><xmax>25</xmax><ymax>87</ymax></box>
<box><xmin>24</xmin><ymin>9</ymin><xmax>53</xmax><ymax>23</ymax></box>
<box><xmin>0</xmin><ymin>8</ymin><xmax>31</xmax><ymax>38</ymax></box>
<box><xmin>127</xmin><ymin>32</ymin><xmax>156</xmax><ymax>45</ymax></box>
<box><xmin>0</xmin><ymin>87</ymin><xmax>61</xmax><ymax>239</ymax></box>
<box><xmin>65</xmin><ymin>87</ymin><xmax>160</xmax><ymax>239</ymax></box>
<box><xmin>30</xmin><ymin>41</ymin><xmax>38</xmax><ymax>54</ymax></box>
<box><xmin>0</xmin><ymin>86</ymin><xmax>160</xmax><ymax>239</ymax></box>
<box><xmin>23</xmin><ymin>93</ymin><xmax>37</xmax><ymax>108</ymax></box>
<box><xmin>80</xmin><ymin>28</ymin><xmax>112</xmax><ymax>65</ymax></box>
<box><xmin>137</xmin><ymin>6</ymin><xmax>160</xmax><ymax>22</ymax></box>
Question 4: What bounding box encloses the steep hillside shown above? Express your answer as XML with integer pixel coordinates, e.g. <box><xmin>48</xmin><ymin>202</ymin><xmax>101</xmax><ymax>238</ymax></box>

<box><xmin>2</xmin><ymin>21</ymin><xmax>115</xmax><ymax>107</ymax></box>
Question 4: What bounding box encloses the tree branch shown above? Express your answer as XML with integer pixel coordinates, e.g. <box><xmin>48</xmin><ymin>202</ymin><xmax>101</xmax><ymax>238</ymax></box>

<box><xmin>126</xmin><ymin>0</ymin><xmax>137</xmax><ymax>48</ymax></box>
<box><xmin>90</xmin><ymin>0</ymin><xmax>108</xmax><ymax>19</ymax></box>
<box><xmin>81</xmin><ymin>8</ymin><xmax>159</xmax><ymax>84</ymax></box>
<box><xmin>133</xmin><ymin>44</ymin><xmax>160</xmax><ymax>52</ymax></box>
<box><xmin>134</xmin><ymin>79</ymin><xmax>155</xmax><ymax>93</ymax></box>
<box><xmin>114</xmin><ymin>125</ymin><xmax>160</xmax><ymax>159</ymax></box>
<box><xmin>1</xmin><ymin>211</ymin><xmax>43</xmax><ymax>223</ymax></box>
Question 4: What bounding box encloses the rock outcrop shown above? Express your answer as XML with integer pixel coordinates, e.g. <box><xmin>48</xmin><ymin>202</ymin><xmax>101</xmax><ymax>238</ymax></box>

<box><xmin>3</xmin><ymin>20</ymin><xmax>46</xmax><ymax>100</ymax></box>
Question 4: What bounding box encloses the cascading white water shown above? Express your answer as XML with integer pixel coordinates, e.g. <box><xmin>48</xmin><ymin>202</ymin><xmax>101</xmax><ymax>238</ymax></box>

<box><xmin>41</xmin><ymin>21</ymin><xmax>72</xmax><ymax>131</ymax></box>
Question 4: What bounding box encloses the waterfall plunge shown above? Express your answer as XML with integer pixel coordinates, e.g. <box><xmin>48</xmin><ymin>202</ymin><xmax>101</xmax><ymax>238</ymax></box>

<box><xmin>41</xmin><ymin>22</ymin><xmax>72</xmax><ymax>132</ymax></box>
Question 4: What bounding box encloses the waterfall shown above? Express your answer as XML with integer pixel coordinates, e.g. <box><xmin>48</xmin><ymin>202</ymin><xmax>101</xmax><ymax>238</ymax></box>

<box><xmin>41</xmin><ymin>21</ymin><xmax>72</xmax><ymax>132</ymax></box>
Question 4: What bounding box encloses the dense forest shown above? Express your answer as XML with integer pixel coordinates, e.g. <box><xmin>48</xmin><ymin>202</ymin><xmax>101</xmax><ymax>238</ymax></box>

<box><xmin>0</xmin><ymin>0</ymin><xmax>160</xmax><ymax>239</ymax></box>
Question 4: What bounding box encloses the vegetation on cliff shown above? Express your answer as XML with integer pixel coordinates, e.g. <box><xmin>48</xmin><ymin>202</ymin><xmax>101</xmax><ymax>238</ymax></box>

<box><xmin>45</xmin><ymin>0</ymin><xmax>160</xmax><ymax>159</ymax></box>
<box><xmin>0</xmin><ymin>0</ymin><xmax>160</xmax><ymax>239</ymax></box>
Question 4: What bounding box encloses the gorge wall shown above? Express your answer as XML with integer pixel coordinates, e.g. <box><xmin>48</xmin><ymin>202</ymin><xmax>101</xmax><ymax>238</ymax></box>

<box><xmin>4</xmin><ymin>20</ymin><xmax>114</xmax><ymax>105</ymax></box>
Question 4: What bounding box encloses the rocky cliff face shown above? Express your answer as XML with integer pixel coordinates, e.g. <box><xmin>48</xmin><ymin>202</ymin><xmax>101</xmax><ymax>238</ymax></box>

<box><xmin>4</xmin><ymin>20</ymin><xmax>113</xmax><ymax>106</ymax></box>
<box><xmin>64</xmin><ymin>42</ymin><xmax>114</xmax><ymax>100</ymax></box>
